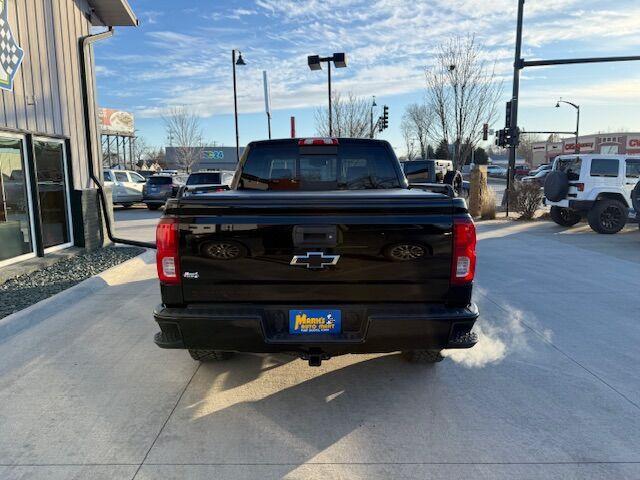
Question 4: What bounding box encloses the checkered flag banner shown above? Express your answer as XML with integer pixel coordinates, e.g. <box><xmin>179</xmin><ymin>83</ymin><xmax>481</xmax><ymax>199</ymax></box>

<box><xmin>0</xmin><ymin>0</ymin><xmax>23</xmax><ymax>91</ymax></box>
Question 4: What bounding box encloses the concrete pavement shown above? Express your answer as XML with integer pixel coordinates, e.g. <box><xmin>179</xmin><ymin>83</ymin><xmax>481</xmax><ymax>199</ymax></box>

<box><xmin>0</xmin><ymin>214</ymin><xmax>639</xmax><ymax>479</ymax></box>
<box><xmin>112</xmin><ymin>205</ymin><xmax>162</xmax><ymax>243</ymax></box>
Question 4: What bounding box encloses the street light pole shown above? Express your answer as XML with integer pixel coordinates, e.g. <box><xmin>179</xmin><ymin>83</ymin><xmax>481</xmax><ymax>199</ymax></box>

<box><xmin>308</xmin><ymin>53</ymin><xmax>348</xmax><ymax>137</ymax></box>
<box><xmin>327</xmin><ymin>61</ymin><xmax>332</xmax><ymax>136</ymax></box>
<box><xmin>232</xmin><ymin>49</ymin><xmax>246</xmax><ymax>162</ymax></box>
<box><xmin>556</xmin><ymin>100</ymin><xmax>580</xmax><ymax>153</ymax></box>
<box><xmin>370</xmin><ymin>96</ymin><xmax>377</xmax><ymax>139</ymax></box>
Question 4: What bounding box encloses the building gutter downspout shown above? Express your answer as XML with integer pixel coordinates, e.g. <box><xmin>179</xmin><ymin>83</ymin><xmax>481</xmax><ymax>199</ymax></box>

<box><xmin>79</xmin><ymin>28</ymin><xmax>156</xmax><ymax>249</ymax></box>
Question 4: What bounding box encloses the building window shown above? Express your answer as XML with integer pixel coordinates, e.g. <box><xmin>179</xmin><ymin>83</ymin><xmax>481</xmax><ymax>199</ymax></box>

<box><xmin>0</xmin><ymin>135</ymin><xmax>34</xmax><ymax>266</ymax></box>
<box><xmin>34</xmin><ymin>139</ymin><xmax>72</xmax><ymax>251</ymax></box>
<box><xmin>601</xmin><ymin>145</ymin><xmax>619</xmax><ymax>155</ymax></box>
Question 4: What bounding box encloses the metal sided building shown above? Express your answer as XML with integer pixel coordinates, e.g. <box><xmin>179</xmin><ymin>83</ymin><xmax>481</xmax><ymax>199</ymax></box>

<box><xmin>0</xmin><ymin>0</ymin><xmax>137</xmax><ymax>268</ymax></box>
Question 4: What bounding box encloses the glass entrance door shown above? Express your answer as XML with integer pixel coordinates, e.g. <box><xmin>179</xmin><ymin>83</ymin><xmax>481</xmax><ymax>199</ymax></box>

<box><xmin>33</xmin><ymin>139</ymin><xmax>72</xmax><ymax>250</ymax></box>
<box><xmin>0</xmin><ymin>135</ymin><xmax>34</xmax><ymax>266</ymax></box>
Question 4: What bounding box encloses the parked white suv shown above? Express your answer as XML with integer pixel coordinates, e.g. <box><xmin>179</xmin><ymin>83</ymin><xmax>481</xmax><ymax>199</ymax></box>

<box><xmin>544</xmin><ymin>154</ymin><xmax>640</xmax><ymax>234</ymax></box>
<box><xmin>103</xmin><ymin>169</ymin><xmax>146</xmax><ymax>208</ymax></box>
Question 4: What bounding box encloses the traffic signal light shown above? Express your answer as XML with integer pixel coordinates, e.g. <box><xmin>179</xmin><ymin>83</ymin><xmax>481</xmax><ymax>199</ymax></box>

<box><xmin>377</xmin><ymin>106</ymin><xmax>389</xmax><ymax>133</ymax></box>
<box><xmin>482</xmin><ymin>123</ymin><xmax>489</xmax><ymax>141</ymax></box>
<box><xmin>495</xmin><ymin>127</ymin><xmax>521</xmax><ymax>148</ymax></box>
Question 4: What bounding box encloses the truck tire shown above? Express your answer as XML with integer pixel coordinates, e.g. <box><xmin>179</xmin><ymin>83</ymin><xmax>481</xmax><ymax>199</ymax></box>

<box><xmin>444</xmin><ymin>171</ymin><xmax>463</xmax><ymax>197</ymax></box>
<box><xmin>550</xmin><ymin>206</ymin><xmax>581</xmax><ymax>227</ymax></box>
<box><xmin>188</xmin><ymin>349</ymin><xmax>234</xmax><ymax>362</ymax></box>
<box><xmin>544</xmin><ymin>171</ymin><xmax>569</xmax><ymax>202</ymax></box>
<box><xmin>402</xmin><ymin>350</ymin><xmax>444</xmax><ymax>363</ymax></box>
<box><xmin>587</xmin><ymin>199</ymin><xmax>628</xmax><ymax>234</ymax></box>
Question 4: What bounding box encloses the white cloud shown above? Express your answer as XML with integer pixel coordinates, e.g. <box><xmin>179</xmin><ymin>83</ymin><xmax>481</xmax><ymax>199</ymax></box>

<box><xmin>109</xmin><ymin>0</ymin><xmax>640</xmax><ymax>120</ymax></box>
<box><xmin>142</xmin><ymin>10</ymin><xmax>164</xmax><ymax>25</ymax></box>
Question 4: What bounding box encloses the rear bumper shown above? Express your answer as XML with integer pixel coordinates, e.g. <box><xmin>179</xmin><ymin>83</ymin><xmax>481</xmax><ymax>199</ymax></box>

<box><xmin>113</xmin><ymin>194</ymin><xmax>143</xmax><ymax>203</ymax></box>
<box><xmin>144</xmin><ymin>198</ymin><xmax>169</xmax><ymax>205</ymax></box>
<box><xmin>544</xmin><ymin>199</ymin><xmax>594</xmax><ymax>211</ymax></box>
<box><xmin>153</xmin><ymin>303</ymin><xmax>479</xmax><ymax>355</ymax></box>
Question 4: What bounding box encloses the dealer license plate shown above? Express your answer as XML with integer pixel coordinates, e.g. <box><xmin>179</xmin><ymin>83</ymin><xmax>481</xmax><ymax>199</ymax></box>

<box><xmin>289</xmin><ymin>309</ymin><xmax>341</xmax><ymax>334</ymax></box>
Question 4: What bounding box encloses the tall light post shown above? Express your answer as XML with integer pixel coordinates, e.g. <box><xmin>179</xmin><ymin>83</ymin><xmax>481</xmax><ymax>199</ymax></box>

<box><xmin>307</xmin><ymin>53</ymin><xmax>348</xmax><ymax>136</ymax></box>
<box><xmin>556</xmin><ymin>99</ymin><xmax>580</xmax><ymax>153</ymax></box>
<box><xmin>232</xmin><ymin>49</ymin><xmax>246</xmax><ymax>162</ymax></box>
<box><xmin>369</xmin><ymin>96</ymin><xmax>377</xmax><ymax>139</ymax></box>
<box><xmin>263</xmin><ymin>70</ymin><xmax>272</xmax><ymax>139</ymax></box>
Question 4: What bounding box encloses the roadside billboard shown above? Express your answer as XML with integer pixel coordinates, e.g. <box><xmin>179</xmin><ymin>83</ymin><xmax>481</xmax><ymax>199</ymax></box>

<box><xmin>98</xmin><ymin>108</ymin><xmax>135</xmax><ymax>135</ymax></box>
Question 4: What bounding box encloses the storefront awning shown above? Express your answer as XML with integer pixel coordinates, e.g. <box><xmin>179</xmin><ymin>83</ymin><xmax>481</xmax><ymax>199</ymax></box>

<box><xmin>88</xmin><ymin>0</ymin><xmax>138</xmax><ymax>27</ymax></box>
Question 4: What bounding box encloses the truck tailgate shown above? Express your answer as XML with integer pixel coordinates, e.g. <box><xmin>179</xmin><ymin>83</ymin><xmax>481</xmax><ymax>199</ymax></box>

<box><xmin>171</xmin><ymin>190</ymin><xmax>456</xmax><ymax>304</ymax></box>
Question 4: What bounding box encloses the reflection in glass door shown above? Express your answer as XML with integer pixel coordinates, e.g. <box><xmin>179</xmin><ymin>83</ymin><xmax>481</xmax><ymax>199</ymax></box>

<box><xmin>34</xmin><ymin>140</ymin><xmax>71</xmax><ymax>250</ymax></box>
<box><xmin>0</xmin><ymin>136</ymin><xmax>34</xmax><ymax>265</ymax></box>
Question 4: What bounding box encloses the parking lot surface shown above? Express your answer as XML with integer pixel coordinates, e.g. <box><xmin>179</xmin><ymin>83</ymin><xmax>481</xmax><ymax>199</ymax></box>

<box><xmin>0</xmin><ymin>213</ymin><xmax>639</xmax><ymax>480</ymax></box>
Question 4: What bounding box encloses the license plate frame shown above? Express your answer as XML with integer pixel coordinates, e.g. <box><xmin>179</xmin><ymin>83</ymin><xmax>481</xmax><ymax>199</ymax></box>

<box><xmin>289</xmin><ymin>309</ymin><xmax>342</xmax><ymax>335</ymax></box>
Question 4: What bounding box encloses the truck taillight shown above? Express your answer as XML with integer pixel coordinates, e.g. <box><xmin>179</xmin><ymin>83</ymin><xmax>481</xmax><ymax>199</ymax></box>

<box><xmin>156</xmin><ymin>218</ymin><xmax>180</xmax><ymax>285</ymax></box>
<box><xmin>451</xmin><ymin>216</ymin><xmax>476</xmax><ymax>286</ymax></box>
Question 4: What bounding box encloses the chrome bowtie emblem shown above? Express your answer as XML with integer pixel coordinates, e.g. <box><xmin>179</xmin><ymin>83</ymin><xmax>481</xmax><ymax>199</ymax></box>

<box><xmin>291</xmin><ymin>252</ymin><xmax>340</xmax><ymax>270</ymax></box>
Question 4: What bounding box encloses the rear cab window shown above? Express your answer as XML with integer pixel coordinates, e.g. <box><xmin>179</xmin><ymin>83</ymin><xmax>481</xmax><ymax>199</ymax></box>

<box><xmin>148</xmin><ymin>176</ymin><xmax>173</xmax><ymax>185</ymax></box>
<box><xmin>590</xmin><ymin>159</ymin><xmax>619</xmax><ymax>177</ymax></box>
<box><xmin>114</xmin><ymin>171</ymin><xmax>128</xmax><ymax>182</ymax></box>
<box><xmin>402</xmin><ymin>161</ymin><xmax>431</xmax><ymax>182</ymax></box>
<box><xmin>238</xmin><ymin>142</ymin><xmax>402</xmax><ymax>191</ymax></box>
<box><xmin>187</xmin><ymin>173</ymin><xmax>222</xmax><ymax>185</ymax></box>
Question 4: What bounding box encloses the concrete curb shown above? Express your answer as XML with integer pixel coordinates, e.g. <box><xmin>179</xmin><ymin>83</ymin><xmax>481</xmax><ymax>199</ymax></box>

<box><xmin>0</xmin><ymin>249</ymin><xmax>155</xmax><ymax>342</ymax></box>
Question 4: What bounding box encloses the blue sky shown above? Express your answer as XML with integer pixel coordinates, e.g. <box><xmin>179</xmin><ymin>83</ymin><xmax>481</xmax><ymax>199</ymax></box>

<box><xmin>94</xmin><ymin>0</ymin><xmax>640</xmax><ymax>154</ymax></box>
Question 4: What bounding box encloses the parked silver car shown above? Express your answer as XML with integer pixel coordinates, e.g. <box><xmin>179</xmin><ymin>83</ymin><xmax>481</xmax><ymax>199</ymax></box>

<box><xmin>103</xmin><ymin>169</ymin><xmax>146</xmax><ymax>207</ymax></box>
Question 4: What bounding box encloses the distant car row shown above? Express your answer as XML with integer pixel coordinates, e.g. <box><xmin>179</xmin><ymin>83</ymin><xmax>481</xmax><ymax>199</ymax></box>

<box><xmin>486</xmin><ymin>163</ymin><xmax>536</xmax><ymax>180</ymax></box>
<box><xmin>103</xmin><ymin>169</ymin><xmax>234</xmax><ymax>210</ymax></box>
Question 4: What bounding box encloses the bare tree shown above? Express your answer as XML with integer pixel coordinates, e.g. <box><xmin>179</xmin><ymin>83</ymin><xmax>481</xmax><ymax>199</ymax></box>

<box><xmin>147</xmin><ymin>147</ymin><xmax>166</xmax><ymax>171</ymax></box>
<box><xmin>517</xmin><ymin>133</ymin><xmax>544</xmax><ymax>165</ymax></box>
<box><xmin>402</xmin><ymin>103</ymin><xmax>434</xmax><ymax>159</ymax></box>
<box><xmin>314</xmin><ymin>92</ymin><xmax>371</xmax><ymax>138</ymax></box>
<box><xmin>401</xmin><ymin>117</ymin><xmax>418</xmax><ymax>160</ymax></box>
<box><xmin>426</xmin><ymin>35</ymin><xmax>502</xmax><ymax>170</ymax></box>
<box><xmin>163</xmin><ymin>106</ymin><xmax>203</xmax><ymax>173</ymax></box>
<box><xmin>132</xmin><ymin>135</ymin><xmax>150</xmax><ymax>169</ymax></box>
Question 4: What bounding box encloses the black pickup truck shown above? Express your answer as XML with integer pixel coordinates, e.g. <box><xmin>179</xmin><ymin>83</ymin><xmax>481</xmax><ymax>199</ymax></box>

<box><xmin>154</xmin><ymin>138</ymin><xmax>478</xmax><ymax>366</ymax></box>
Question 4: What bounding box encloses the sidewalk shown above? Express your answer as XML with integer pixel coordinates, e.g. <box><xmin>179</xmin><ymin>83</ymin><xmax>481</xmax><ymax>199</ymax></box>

<box><xmin>0</xmin><ymin>221</ymin><xmax>639</xmax><ymax>480</ymax></box>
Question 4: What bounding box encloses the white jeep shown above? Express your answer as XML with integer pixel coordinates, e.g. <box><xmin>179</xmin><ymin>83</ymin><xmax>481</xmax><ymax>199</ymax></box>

<box><xmin>544</xmin><ymin>154</ymin><xmax>640</xmax><ymax>234</ymax></box>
